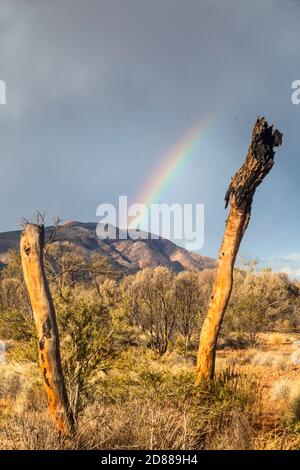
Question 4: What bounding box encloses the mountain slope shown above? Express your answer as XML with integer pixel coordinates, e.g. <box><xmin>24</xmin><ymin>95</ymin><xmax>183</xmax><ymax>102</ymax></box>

<box><xmin>0</xmin><ymin>221</ymin><xmax>216</xmax><ymax>273</ymax></box>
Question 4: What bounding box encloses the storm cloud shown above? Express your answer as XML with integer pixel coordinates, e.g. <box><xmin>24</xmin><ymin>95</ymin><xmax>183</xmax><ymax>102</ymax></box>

<box><xmin>0</xmin><ymin>0</ymin><xmax>299</xmax><ymax>271</ymax></box>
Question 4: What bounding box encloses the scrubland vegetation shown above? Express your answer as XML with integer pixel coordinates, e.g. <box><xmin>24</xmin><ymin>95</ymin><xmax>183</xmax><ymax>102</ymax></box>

<box><xmin>1</xmin><ymin>246</ymin><xmax>300</xmax><ymax>449</ymax></box>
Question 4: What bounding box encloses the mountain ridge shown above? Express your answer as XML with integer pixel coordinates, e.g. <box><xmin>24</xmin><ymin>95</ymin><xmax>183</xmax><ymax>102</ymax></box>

<box><xmin>0</xmin><ymin>221</ymin><xmax>216</xmax><ymax>273</ymax></box>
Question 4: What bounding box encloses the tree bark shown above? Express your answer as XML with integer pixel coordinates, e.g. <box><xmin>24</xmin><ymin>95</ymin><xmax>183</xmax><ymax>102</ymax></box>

<box><xmin>20</xmin><ymin>224</ymin><xmax>74</xmax><ymax>435</ymax></box>
<box><xmin>195</xmin><ymin>117</ymin><xmax>282</xmax><ymax>384</ymax></box>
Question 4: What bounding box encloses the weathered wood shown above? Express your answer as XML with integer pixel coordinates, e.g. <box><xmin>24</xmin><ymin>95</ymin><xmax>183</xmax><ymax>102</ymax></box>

<box><xmin>195</xmin><ymin>117</ymin><xmax>282</xmax><ymax>384</ymax></box>
<box><xmin>20</xmin><ymin>224</ymin><xmax>74</xmax><ymax>435</ymax></box>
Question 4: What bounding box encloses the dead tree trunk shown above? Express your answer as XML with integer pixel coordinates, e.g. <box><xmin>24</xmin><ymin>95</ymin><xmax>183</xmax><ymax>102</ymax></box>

<box><xmin>195</xmin><ymin>117</ymin><xmax>282</xmax><ymax>384</ymax></box>
<box><xmin>20</xmin><ymin>224</ymin><xmax>74</xmax><ymax>435</ymax></box>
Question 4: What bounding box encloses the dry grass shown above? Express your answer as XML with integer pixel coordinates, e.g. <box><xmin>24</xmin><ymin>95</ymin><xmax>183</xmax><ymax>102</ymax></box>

<box><xmin>250</xmin><ymin>352</ymin><xmax>289</xmax><ymax>369</ymax></box>
<box><xmin>254</xmin><ymin>428</ymin><xmax>300</xmax><ymax>450</ymax></box>
<box><xmin>1</xmin><ymin>333</ymin><xmax>300</xmax><ymax>450</ymax></box>
<box><xmin>0</xmin><ymin>349</ymin><xmax>261</xmax><ymax>450</ymax></box>
<box><xmin>267</xmin><ymin>333</ymin><xmax>287</xmax><ymax>345</ymax></box>
<box><xmin>271</xmin><ymin>379</ymin><xmax>291</xmax><ymax>401</ymax></box>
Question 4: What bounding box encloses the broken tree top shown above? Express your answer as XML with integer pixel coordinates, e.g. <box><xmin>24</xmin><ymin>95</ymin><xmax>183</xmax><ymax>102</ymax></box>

<box><xmin>225</xmin><ymin>117</ymin><xmax>283</xmax><ymax>210</ymax></box>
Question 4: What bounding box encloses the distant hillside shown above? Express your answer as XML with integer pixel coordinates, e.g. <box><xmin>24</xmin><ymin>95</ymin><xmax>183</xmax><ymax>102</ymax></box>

<box><xmin>0</xmin><ymin>221</ymin><xmax>216</xmax><ymax>273</ymax></box>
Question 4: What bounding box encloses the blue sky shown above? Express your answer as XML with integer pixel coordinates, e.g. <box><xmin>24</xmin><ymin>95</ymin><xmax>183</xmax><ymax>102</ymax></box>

<box><xmin>0</xmin><ymin>0</ymin><xmax>300</xmax><ymax>275</ymax></box>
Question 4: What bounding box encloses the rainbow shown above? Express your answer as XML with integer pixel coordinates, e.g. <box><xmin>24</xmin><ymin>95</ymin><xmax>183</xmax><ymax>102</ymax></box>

<box><xmin>132</xmin><ymin>115</ymin><xmax>214</xmax><ymax>227</ymax></box>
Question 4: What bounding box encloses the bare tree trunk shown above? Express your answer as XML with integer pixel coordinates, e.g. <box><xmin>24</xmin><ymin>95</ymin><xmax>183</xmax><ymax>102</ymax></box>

<box><xmin>195</xmin><ymin>117</ymin><xmax>282</xmax><ymax>384</ymax></box>
<box><xmin>20</xmin><ymin>224</ymin><xmax>74</xmax><ymax>435</ymax></box>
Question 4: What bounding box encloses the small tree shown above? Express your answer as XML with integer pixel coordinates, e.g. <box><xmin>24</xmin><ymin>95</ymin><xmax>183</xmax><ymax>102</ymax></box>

<box><xmin>225</xmin><ymin>267</ymin><xmax>297</xmax><ymax>346</ymax></box>
<box><xmin>0</xmin><ymin>250</ymin><xmax>34</xmax><ymax>344</ymax></box>
<box><xmin>46</xmin><ymin>243</ymin><xmax>118</xmax><ymax>419</ymax></box>
<box><xmin>123</xmin><ymin>267</ymin><xmax>176</xmax><ymax>355</ymax></box>
<box><xmin>55</xmin><ymin>294</ymin><xmax>115</xmax><ymax>420</ymax></box>
<box><xmin>173</xmin><ymin>271</ymin><xmax>211</xmax><ymax>352</ymax></box>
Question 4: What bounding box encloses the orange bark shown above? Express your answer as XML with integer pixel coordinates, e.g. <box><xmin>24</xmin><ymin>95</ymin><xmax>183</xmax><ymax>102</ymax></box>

<box><xmin>20</xmin><ymin>224</ymin><xmax>74</xmax><ymax>435</ymax></box>
<box><xmin>195</xmin><ymin>117</ymin><xmax>282</xmax><ymax>384</ymax></box>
